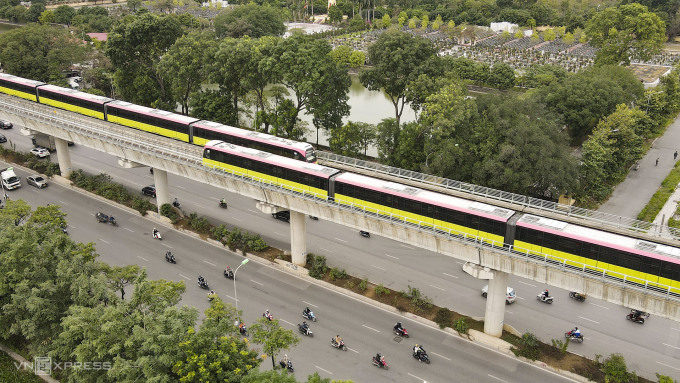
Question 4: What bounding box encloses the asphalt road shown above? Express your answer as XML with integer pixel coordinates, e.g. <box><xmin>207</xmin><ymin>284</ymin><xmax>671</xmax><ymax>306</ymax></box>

<box><xmin>1</xmin><ymin>127</ymin><xmax>679</xmax><ymax>380</ymax></box>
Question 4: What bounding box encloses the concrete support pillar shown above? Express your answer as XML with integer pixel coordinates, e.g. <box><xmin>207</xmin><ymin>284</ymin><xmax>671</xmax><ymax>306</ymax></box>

<box><xmin>153</xmin><ymin>169</ymin><xmax>170</xmax><ymax>212</ymax></box>
<box><xmin>54</xmin><ymin>138</ymin><xmax>73</xmax><ymax>178</ymax></box>
<box><xmin>290</xmin><ymin>211</ymin><xmax>307</xmax><ymax>266</ymax></box>
<box><xmin>483</xmin><ymin>270</ymin><xmax>508</xmax><ymax>337</ymax></box>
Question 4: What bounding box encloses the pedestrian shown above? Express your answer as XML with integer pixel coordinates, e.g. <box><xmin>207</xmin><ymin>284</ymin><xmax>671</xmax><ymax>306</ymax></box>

<box><xmin>656</xmin><ymin>158</ymin><xmax>659</xmax><ymax>166</ymax></box>
<box><xmin>675</xmin><ymin>151</ymin><xmax>678</xmax><ymax>160</ymax></box>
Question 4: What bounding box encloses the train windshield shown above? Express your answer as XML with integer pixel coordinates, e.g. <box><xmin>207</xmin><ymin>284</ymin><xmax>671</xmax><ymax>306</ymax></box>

<box><xmin>306</xmin><ymin>148</ymin><xmax>317</xmax><ymax>163</ymax></box>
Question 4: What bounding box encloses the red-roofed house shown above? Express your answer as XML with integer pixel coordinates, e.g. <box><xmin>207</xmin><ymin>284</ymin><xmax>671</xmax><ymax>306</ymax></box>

<box><xmin>87</xmin><ymin>33</ymin><xmax>108</xmax><ymax>42</ymax></box>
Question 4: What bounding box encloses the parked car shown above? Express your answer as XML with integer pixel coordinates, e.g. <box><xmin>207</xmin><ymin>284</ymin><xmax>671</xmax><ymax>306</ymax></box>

<box><xmin>481</xmin><ymin>284</ymin><xmax>516</xmax><ymax>304</ymax></box>
<box><xmin>30</xmin><ymin>147</ymin><xmax>50</xmax><ymax>158</ymax></box>
<box><xmin>142</xmin><ymin>185</ymin><xmax>156</xmax><ymax>198</ymax></box>
<box><xmin>0</xmin><ymin>133</ymin><xmax>6</xmax><ymax>143</ymax></box>
<box><xmin>26</xmin><ymin>175</ymin><xmax>48</xmax><ymax>188</ymax></box>
<box><xmin>272</xmin><ymin>210</ymin><xmax>290</xmax><ymax>222</ymax></box>
<box><xmin>0</xmin><ymin>120</ymin><xmax>12</xmax><ymax>129</ymax></box>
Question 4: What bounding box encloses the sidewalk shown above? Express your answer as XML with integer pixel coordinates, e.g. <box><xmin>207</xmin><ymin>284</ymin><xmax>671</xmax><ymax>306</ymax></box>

<box><xmin>599</xmin><ymin>113</ymin><xmax>680</xmax><ymax>218</ymax></box>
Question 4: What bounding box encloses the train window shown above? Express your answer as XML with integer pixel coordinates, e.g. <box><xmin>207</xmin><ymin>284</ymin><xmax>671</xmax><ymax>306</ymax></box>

<box><xmin>558</xmin><ymin>237</ymin><xmax>581</xmax><ymax>255</ymax></box>
<box><xmin>204</xmin><ymin>149</ymin><xmax>211</xmax><ymax>159</ymax></box>
<box><xmin>659</xmin><ymin>262</ymin><xmax>679</xmax><ymax>280</ymax></box>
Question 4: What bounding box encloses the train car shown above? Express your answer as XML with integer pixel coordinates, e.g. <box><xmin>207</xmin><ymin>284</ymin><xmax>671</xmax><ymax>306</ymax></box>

<box><xmin>203</xmin><ymin>140</ymin><xmax>339</xmax><ymax>199</ymax></box>
<box><xmin>191</xmin><ymin>120</ymin><xmax>317</xmax><ymax>163</ymax></box>
<box><xmin>331</xmin><ymin>172</ymin><xmax>515</xmax><ymax>244</ymax></box>
<box><xmin>37</xmin><ymin>85</ymin><xmax>112</xmax><ymax>120</ymax></box>
<box><xmin>0</xmin><ymin>73</ymin><xmax>45</xmax><ymax>102</ymax></box>
<box><xmin>105</xmin><ymin>101</ymin><xmax>199</xmax><ymax>142</ymax></box>
<box><xmin>514</xmin><ymin>214</ymin><xmax>680</xmax><ymax>295</ymax></box>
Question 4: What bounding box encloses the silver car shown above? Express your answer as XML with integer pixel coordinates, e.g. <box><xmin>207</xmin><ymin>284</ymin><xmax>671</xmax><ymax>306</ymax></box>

<box><xmin>26</xmin><ymin>175</ymin><xmax>48</xmax><ymax>188</ymax></box>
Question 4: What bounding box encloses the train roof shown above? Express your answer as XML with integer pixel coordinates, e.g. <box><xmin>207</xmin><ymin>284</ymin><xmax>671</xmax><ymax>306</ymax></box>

<box><xmin>38</xmin><ymin>84</ymin><xmax>113</xmax><ymax>104</ymax></box>
<box><xmin>517</xmin><ymin>214</ymin><xmax>680</xmax><ymax>264</ymax></box>
<box><xmin>205</xmin><ymin>140</ymin><xmax>338</xmax><ymax>178</ymax></box>
<box><xmin>0</xmin><ymin>73</ymin><xmax>45</xmax><ymax>87</ymax></box>
<box><xmin>194</xmin><ymin>121</ymin><xmax>314</xmax><ymax>151</ymax></box>
<box><xmin>335</xmin><ymin>172</ymin><xmax>515</xmax><ymax>222</ymax></box>
<box><xmin>106</xmin><ymin>100</ymin><xmax>199</xmax><ymax>125</ymax></box>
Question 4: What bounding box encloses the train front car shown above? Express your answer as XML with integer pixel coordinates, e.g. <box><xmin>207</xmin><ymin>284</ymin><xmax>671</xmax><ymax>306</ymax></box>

<box><xmin>192</xmin><ymin>120</ymin><xmax>316</xmax><ymax>163</ymax></box>
<box><xmin>332</xmin><ymin>172</ymin><xmax>515</xmax><ymax>245</ymax></box>
<box><xmin>37</xmin><ymin>85</ymin><xmax>112</xmax><ymax>120</ymax></box>
<box><xmin>0</xmin><ymin>73</ymin><xmax>45</xmax><ymax>102</ymax></box>
<box><xmin>203</xmin><ymin>140</ymin><xmax>338</xmax><ymax>199</ymax></box>
<box><xmin>513</xmin><ymin>214</ymin><xmax>680</xmax><ymax>296</ymax></box>
<box><xmin>106</xmin><ymin>101</ymin><xmax>199</xmax><ymax>142</ymax></box>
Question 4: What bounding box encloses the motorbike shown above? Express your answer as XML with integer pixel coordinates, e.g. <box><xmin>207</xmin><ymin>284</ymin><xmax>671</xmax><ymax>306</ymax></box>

<box><xmin>239</xmin><ymin>324</ymin><xmax>248</xmax><ymax>336</ymax></box>
<box><xmin>360</xmin><ymin>230</ymin><xmax>370</xmax><ymax>238</ymax></box>
<box><xmin>302</xmin><ymin>310</ymin><xmax>317</xmax><ymax>322</ymax></box>
<box><xmin>219</xmin><ymin>201</ymin><xmax>228</xmax><ymax>209</ymax></box>
<box><xmin>95</xmin><ymin>212</ymin><xmax>117</xmax><ymax>226</ymax></box>
<box><xmin>634</xmin><ymin>162</ymin><xmax>640</xmax><ymax>171</ymax></box>
<box><xmin>626</xmin><ymin>310</ymin><xmax>649</xmax><ymax>324</ymax></box>
<box><xmin>393</xmin><ymin>327</ymin><xmax>409</xmax><ymax>338</ymax></box>
<box><xmin>279</xmin><ymin>359</ymin><xmax>294</xmax><ymax>373</ymax></box>
<box><xmin>413</xmin><ymin>350</ymin><xmax>431</xmax><ymax>364</ymax></box>
<box><xmin>371</xmin><ymin>355</ymin><xmax>388</xmax><ymax>370</ymax></box>
<box><xmin>263</xmin><ymin>311</ymin><xmax>273</xmax><ymax>321</ymax></box>
<box><xmin>60</xmin><ymin>225</ymin><xmax>68</xmax><ymax>235</ymax></box>
<box><xmin>208</xmin><ymin>292</ymin><xmax>216</xmax><ymax>301</ymax></box>
<box><xmin>165</xmin><ymin>251</ymin><xmax>176</xmax><ymax>264</ymax></box>
<box><xmin>564</xmin><ymin>330</ymin><xmax>584</xmax><ymax>343</ymax></box>
<box><xmin>197</xmin><ymin>279</ymin><xmax>209</xmax><ymax>289</ymax></box>
<box><xmin>536</xmin><ymin>294</ymin><xmax>554</xmax><ymax>304</ymax></box>
<box><xmin>152</xmin><ymin>231</ymin><xmax>162</xmax><ymax>240</ymax></box>
<box><xmin>331</xmin><ymin>338</ymin><xmax>347</xmax><ymax>351</ymax></box>
<box><xmin>224</xmin><ymin>268</ymin><xmax>234</xmax><ymax>279</ymax></box>
<box><xmin>569</xmin><ymin>292</ymin><xmax>586</xmax><ymax>302</ymax></box>
<box><xmin>172</xmin><ymin>199</ymin><xmax>181</xmax><ymax>208</ymax></box>
<box><xmin>298</xmin><ymin>324</ymin><xmax>313</xmax><ymax>337</ymax></box>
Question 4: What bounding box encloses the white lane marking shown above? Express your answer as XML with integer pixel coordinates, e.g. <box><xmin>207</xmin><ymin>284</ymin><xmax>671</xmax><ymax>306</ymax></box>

<box><xmin>100</xmin><ymin>239</ymin><xmax>109</xmax><ymax>244</ymax></box>
<box><xmin>69</xmin><ymin>225</ymin><xmax>76</xmax><ymax>229</ymax></box>
<box><xmin>488</xmin><ymin>374</ymin><xmax>510</xmax><ymax>383</ymax></box>
<box><xmin>210</xmin><ymin>196</ymin><xmax>219</xmax><ymax>201</ymax></box>
<box><xmin>371</xmin><ymin>265</ymin><xmax>386</xmax><ymax>271</ymax></box>
<box><xmin>315</xmin><ymin>366</ymin><xmax>333</xmax><ymax>375</ymax></box>
<box><xmin>400</xmin><ymin>244</ymin><xmax>414</xmax><ymax>249</ymax></box>
<box><xmin>203</xmin><ymin>260</ymin><xmax>217</xmax><ymax>267</ymax></box>
<box><xmin>429</xmin><ymin>284</ymin><xmax>445</xmax><ymax>291</ymax></box>
<box><xmin>671</xmin><ymin>327</ymin><xmax>680</xmax><ymax>332</ymax></box>
<box><xmin>505</xmin><ymin>311</ymin><xmax>513</xmax><ymax>314</ymax></box>
<box><xmin>334</xmin><ymin>237</ymin><xmax>347</xmax><ymax>243</ymax></box>
<box><xmin>408</xmin><ymin>373</ymin><xmax>425</xmax><ymax>381</ymax></box>
<box><xmin>250</xmin><ymin>279</ymin><xmax>263</xmax><ymax>286</ymax></box>
<box><xmin>455</xmin><ymin>261</ymin><xmax>463</xmax><ymax>265</ymax></box>
<box><xmin>347</xmin><ymin>347</ymin><xmax>359</xmax><ymax>354</ymax></box>
<box><xmin>247</xmin><ymin>209</ymin><xmax>257</xmax><ymax>213</ymax></box>
<box><xmin>162</xmin><ymin>243</ymin><xmax>173</xmax><ymax>249</ymax></box>
<box><xmin>431</xmin><ymin>351</ymin><xmax>451</xmax><ymax>361</ymax></box>
<box><xmin>275</xmin><ymin>232</ymin><xmax>286</xmax><ymax>237</ymax></box>
<box><xmin>58</xmin><ymin>200</ymin><xmax>69</xmax><ymax>205</ymax></box>
<box><xmin>177</xmin><ymin>185</ymin><xmax>186</xmax><ymax>190</ymax></box>
<box><xmin>516</xmin><ymin>296</ymin><xmax>525</xmax><ymax>300</ymax></box>
<box><xmin>179</xmin><ymin>274</ymin><xmax>190</xmax><ymax>280</ymax></box>
<box><xmin>124</xmin><ymin>228</ymin><xmax>134</xmax><ymax>233</ymax></box>
<box><xmin>442</xmin><ymin>272</ymin><xmax>459</xmax><ymax>279</ymax></box>
<box><xmin>588</xmin><ymin>302</ymin><xmax>609</xmax><ymax>310</ymax></box>
<box><xmin>578</xmin><ymin>316</ymin><xmax>600</xmax><ymax>324</ymax></box>
<box><xmin>302</xmin><ymin>301</ymin><xmax>318</xmax><ymax>308</ymax></box>
<box><xmin>137</xmin><ymin>256</ymin><xmax>148</xmax><ymax>261</ymax></box>
<box><xmin>384</xmin><ymin>253</ymin><xmax>399</xmax><ymax>260</ymax></box>
<box><xmin>362</xmin><ymin>325</ymin><xmax>380</xmax><ymax>333</ymax></box>
<box><xmin>517</xmin><ymin>280</ymin><xmax>537</xmax><ymax>287</ymax></box>
<box><xmin>279</xmin><ymin>318</ymin><xmax>294</xmax><ymax>326</ymax></box>
<box><xmin>223</xmin><ymin>293</ymin><xmax>236</xmax><ymax>302</ymax></box>
<box><xmin>663</xmin><ymin>343</ymin><xmax>680</xmax><ymax>350</ymax></box>
<box><xmin>320</xmin><ymin>247</ymin><xmax>333</xmax><ymax>253</ymax></box>
<box><xmin>232</xmin><ymin>217</ymin><xmax>243</xmax><ymax>222</ymax></box>
<box><xmin>657</xmin><ymin>361</ymin><xmax>680</xmax><ymax>371</ymax></box>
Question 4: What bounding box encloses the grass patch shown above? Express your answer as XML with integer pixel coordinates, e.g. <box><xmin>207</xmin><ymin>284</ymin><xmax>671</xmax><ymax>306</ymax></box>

<box><xmin>637</xmin><ymin>161</ymin><xmax>680</xmax><ymax>222</ymax></box>
<box><xmin>0</xmin><ymin>350</ymin><xmax>43</xmax><ymax>383</ymax></box>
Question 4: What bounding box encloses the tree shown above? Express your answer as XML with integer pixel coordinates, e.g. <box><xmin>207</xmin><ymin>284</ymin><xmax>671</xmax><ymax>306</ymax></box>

<box><xmin>586</xmin><ymin>3</ymin><xmax>666</xmax><ymax>65</ymax></box>
<box><xmin>0</xmin><ymin>24</ymin><xmax>88</xmax><ymax>82</ymax></box>
<box><xmin>656</xmin><ymin>373</ymin><xmax>677</xmax><ymax>383</ymax></box>
<box><xmin>360</xmin><ymin>29</ymin><xmax>438</xmax><ymax>128</ymax></box>
<box><xmin>421</xmin><ymin>14</ymin><xmax>429</xmax><ymax>30</ymax></box>
<box><xmin>215</xmin><ymin>4</ymin><xmax>286</xmax><ymax>38</ymax></box>
<box><xmin>488</xmin><ymin>63</ymin><xmax>516</xmax><ymax>90</ymax></box>
<box><xmin>601</xmin><ymin>353</ymin><xmax>630</xmax><ymax>383</ymax></box>
<box><xmin>106</xmin><ymin>13</ymin><xmax>183</xmax><ymax>108</ymax></box>
<box><xmin>329</xmin><ymin>121</ymin><xmax>376</xmax><ymax>156</ymax></box>
<box><xmin>39</xmin><ymin>10</ymin><xmax>55</xmax><ymax>24</ymax></box>
<box><xmin>127</xmin><ymin>0</ymin><xmax>142</xmax><ymax>13</ymax></box>
<box><xmin>543</xmin><ymin>28</ymin><xmax>556</xmax><ymax>41</ymax></box>
<box><xmin>380</xmin><ymin>14</ymin><xmax>391</xmax><ymax>29</ymax></box>
<box><xmin>26</xmin><ymin>2</ymin><xmax>45</xmax><ymax>22</ymax></box>
<box><xmin>54</xmin><ymin>5</ymin><xmax>76</xmax><ymax>25</ymax></box>
<box><xmin>328</xmin><ymin>5</ymin><xmax>342</xmax><ymax>24</ymax></box>
<box><xmin>432</xmin><ymin>15</ymin><xmax>442</xmax><ymax>30</ymax></box>
<box><xmin>157</xmin><ymin>31</ymin><xmax>217</xmax><ymax>115</ymax></box>
<box><xmin>242</xmin><ymin>369</ymin><xmax>297</xmax><ymax>383</ymax></box>
<box><xmin>249</xmin><ymin>318</ymin><xmax>300</xmax><ymax>369</ymax></box>
<box><xmin>103</xmin><ymin>264</ymin><xmax>141</xmax><ymax>299</ymax></box>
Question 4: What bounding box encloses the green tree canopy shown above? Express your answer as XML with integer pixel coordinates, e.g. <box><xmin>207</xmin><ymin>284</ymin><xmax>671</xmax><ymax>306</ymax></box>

<box><xmin>249</xmin><ymin>318</ymin><xmax>299</xmax><ymax>369</ymax></box>
<box><xmin>215</xmin><ymin>4</ymin><xmax>285</xmax><ymax>38</ymax></box>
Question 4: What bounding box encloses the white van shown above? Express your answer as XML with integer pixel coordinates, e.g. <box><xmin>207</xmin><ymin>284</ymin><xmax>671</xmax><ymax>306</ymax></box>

<box><xmin>481</xmin><ymin>284</ymin><xmax>516</xmax><ymax>304</ymax></box>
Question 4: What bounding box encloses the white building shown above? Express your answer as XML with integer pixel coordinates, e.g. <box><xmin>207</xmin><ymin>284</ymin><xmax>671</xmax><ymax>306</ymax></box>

<box><xmin>202</xmin><ymin>0</ymin><xmax>229</xmax><ymax>8</ymax></box>
<box><xmin>490</xmin><ymin>22</ymin><xmax>518</xmax><ymax>34</ymax></box>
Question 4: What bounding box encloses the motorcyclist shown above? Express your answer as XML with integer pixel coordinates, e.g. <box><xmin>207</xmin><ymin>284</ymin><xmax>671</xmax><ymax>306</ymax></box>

<box><xmin>173</xmin><ymin>198</ymin><xmax>179</xmax><ymax>207</ymax></box>
<box><xmin>109</xmin><ymin>216</ymin><xmax>115</xmax><ymax>224</ymax></box>
<box><xmin>198</xmin><ymin>276</ymin><xmax>205</xmax><ymax>286</ymax></box>
<box><xmin>334</xmin><ymin>334</ymin><xmax>343</xmax><ymax>345</ymax></box>
<box><xmin>225</xmin><ymin>266</ymin><xmax>233</xmax><ymax>277</ymax></box>
<box><xmin>220</xmin><ymin>198</ymin><xmax>227</xmax><ymax>206</ymax></box>
<box><xmin>303</xmin><ymin>306</ymin><xmax>311</xmax><ymax>317</ymax></box>
<box><xmin>413</xmin><ymin>344</ymin><xmax>425</xmax><ymax>358</ymax></box>
<box><xmin>301</xmin><ymin>321</ymin><xmax>309</xmax><ymax>333</ymax></box>
<box><xmin>394</xmin><ymin>322</ymin><xmax>404</xmax><ymax>334</ymax></box>
<box><xmin>543</xmin><ymin>289</ymin><xmax>550</xmax><ymax>299</ymax></box>
<box><xmin>239</xmin><ymin>322</ymin><xmax>246</xmax><ymax>334</ymax></box>
<box><xmin>208</xmin><ymin>290</ymin><xmax>215</xmax><ymax>301</ymax></box>
<box><xmin>571</xmin><ymin>327</ymin><xmax>581</xmax><ymax>338</ymax></box>
<box><xmin>264</xmin><ymin>309</ymin><xmax>271</xmax><ymax>320</ymax></box>
<box><xmin>153</xmin><ymin>228</ymin><xmax>159</xmax><ymax>238</ymax></box>
<box><xmin>631</xmin><ymin>309</ymin><xmax>642</xmax><ymax>320</ymax></box>
<box><xmin>375</xmin><ymin>352</ymin><xmax>383</xmax><ymax>366</ymax></box>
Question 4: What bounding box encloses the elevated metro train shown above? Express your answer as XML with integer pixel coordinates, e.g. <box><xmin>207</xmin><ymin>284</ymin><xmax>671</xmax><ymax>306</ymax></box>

<box><xmin>0</xmin><ymin>73</ymin><xmax>316</xmax><ymax>163</ymax></box>
<box><xmin>203</xmin><ymin>140</ymin><xmax>680</xmax><ymax>296</ymax></box>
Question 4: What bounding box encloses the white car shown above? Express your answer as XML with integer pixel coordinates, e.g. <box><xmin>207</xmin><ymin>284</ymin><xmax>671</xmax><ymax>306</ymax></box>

<box><xmin>30</xmin><ymin>147</ymin><xmax>50</xmax><ymax>158</ymax></box>
<box><xmin>482</xmin><ymin>284</ymin><xmax>516</xmax><ymax>304</ymax></box>
<box><xmin>26</xmin><ymin>175</ymin><xmax>48</xmax><ymax>188</ymax></box>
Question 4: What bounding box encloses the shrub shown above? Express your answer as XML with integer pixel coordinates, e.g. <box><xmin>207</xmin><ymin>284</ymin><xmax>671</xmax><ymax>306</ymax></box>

<box><xmin>551</xmin><ymin>338</ymin><xmax>569</xmax><ymax>356</ymax></box>
<box><xmin>131</xmin><ymin>196</ymin><xmax>154</xmax><ymax>215</ymax></box>
<box><xmin>210</xmin><ymin>224</ymin><xmax>230</xmax><ymax>243</ymax></box>
<box><xmin>358</xmin><ymin>278</ymin><xmax>368</xmax><ymax>292</ymax></box>
<box><xmin>190</xmin><ymin>216</ymin><xmax>210</xmax><ymax>232</ymax></box>
<box><xmin>345</xmin><ymin>280</ymin><xmax>355</xmax><ymax>290</ymax></box>
<box><xmin>656</xmin><ymin>373</ymin><xmax>676</xmax><ymax>383</ymax></box>
<box><xmin>601</xmin><ymin>353</ymin><xmax>630</xmax><ymax>383</ymax></box>
<box><xmin>227</xmin><ymin>227</ymin><xmax>245</xmax><ymax>251</ymax></box>
<box><xmin>512</xmin><ymin>332</ymin><xmax>540</xmax><ymax>360</ymax></box>
<box><xmin>329</xmin><ymin>267</ymin><xmax>348</xmax><ymax>280</ymax></box>
<box><xmin>160</xmin><ymin>203</ymin><xmax>179</xmax><ymax>223</ymax></box>
<box><xmin>403</xmin><ymin>285</ymin><xmax>433</xmax><ymax>310</ymax></box>
<box><xmin>434</xmin><ymin>307</ymin><xmax>453</xmax><ymax>329</ymax></box>
<box><xmin>453</xmin><ymin>317</ymin><xmax>469</xmax><ymax>335</ymax></box>
<box><xmin>246</xmin><ymin>233</ymin><xmax>268</xmax><ymax>252</ymax></box>
<box><xmin>308</xmin><ymin>254</ymin><xmax>328</xmax><ymax>279</ymax></box>
<box><xmin>374</xmin><ymin>283</ymin><xmax>389</xmax><ymax>298</ymax></box>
